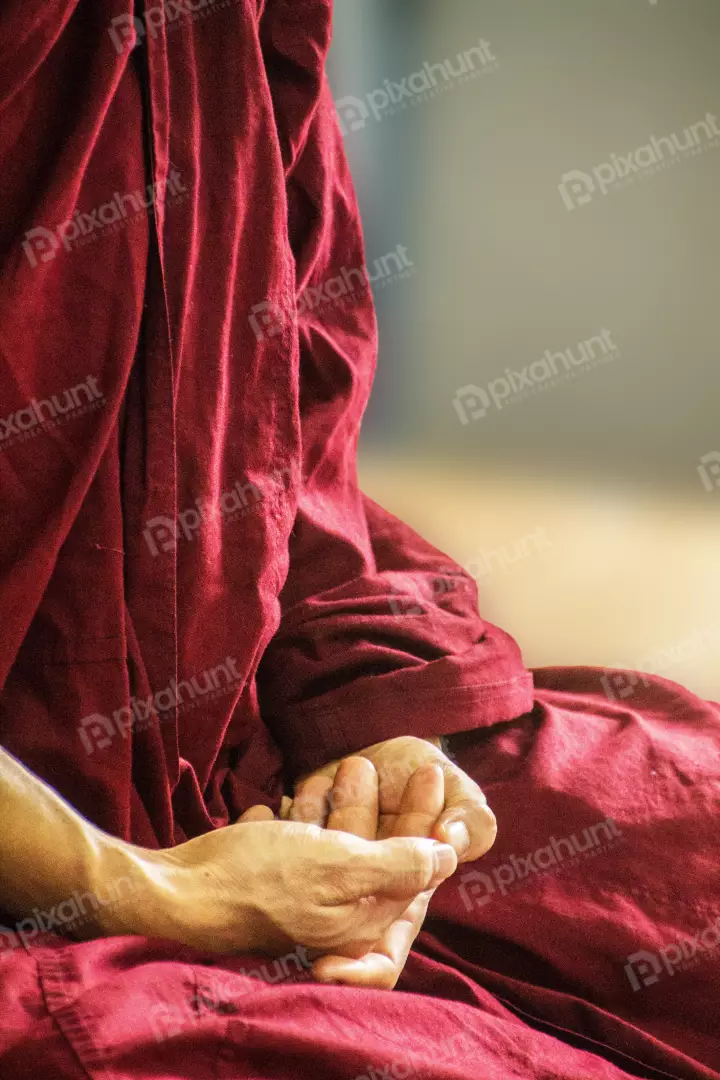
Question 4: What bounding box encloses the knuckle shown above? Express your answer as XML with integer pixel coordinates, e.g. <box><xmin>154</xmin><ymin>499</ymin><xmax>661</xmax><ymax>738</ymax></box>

<box><xmin>404</xmin><ymin>841</ymin><xmax>434</xmax><ymax>890</ymax></box>
<box><xmin>474</xmin><ymin>803</ymin><xmax>497</xmax><ymax>838</ymax></box>
<box><xmin>293</xmin><ymin>793</ymin><xmax>325</xmax><ymax>821</ymax></box>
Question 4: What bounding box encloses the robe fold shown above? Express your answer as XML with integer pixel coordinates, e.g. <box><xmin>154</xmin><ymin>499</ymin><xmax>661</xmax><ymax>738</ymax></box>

<box><xmin>0</xmin><ymin>2</ymin><xmax>718</xmax><ymax>1077</ymax></box>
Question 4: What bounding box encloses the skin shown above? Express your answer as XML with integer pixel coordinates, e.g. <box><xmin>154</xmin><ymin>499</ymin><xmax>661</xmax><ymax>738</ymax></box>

<box><xmin>309</xmin><ymin>755</ymin><xmax>449</xmax><ymax>989</ymax></box>
<box><xmin>291</xmin><ymin>736</ymin><xmax>497</xmax><ymax>864</ymax></box>
<box><xmin>282</xmin><ymin>735</ymin><xmax>498</xmax><ymax>988</ymax></box>
<box><xmin>0</xmin><ymin>745</ymin><xmax>459</xmax><ymax>968</ymax></box>
<box><xmin>0</xmin><ymin>736</ymin><xmax>496</xmax><ymax>989</ymax></box>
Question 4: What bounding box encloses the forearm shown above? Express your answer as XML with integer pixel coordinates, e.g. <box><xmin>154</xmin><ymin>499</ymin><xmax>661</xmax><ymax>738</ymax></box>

<box><xmin>0</xmin><ymin>746</ymin><xmax>167</xmax><ymax>942</ymax></box>
<box><xmin>0</xmin><ymin>744</ymin><xmax>456</xmax><ymax>959</ymax></box>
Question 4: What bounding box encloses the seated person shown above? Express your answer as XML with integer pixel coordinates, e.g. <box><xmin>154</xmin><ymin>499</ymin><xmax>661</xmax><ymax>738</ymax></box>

<box><xmin>0</xmin><ymin>2</ymin><xmax>717</xmax><ymax>1077</ymax></box>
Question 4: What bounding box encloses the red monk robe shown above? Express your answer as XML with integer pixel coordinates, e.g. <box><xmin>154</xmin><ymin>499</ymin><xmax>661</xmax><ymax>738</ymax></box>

<box><xmin>0</xmin><ymin>2</ymin><xmax>718</xmax><ymax>1077</ymax></box>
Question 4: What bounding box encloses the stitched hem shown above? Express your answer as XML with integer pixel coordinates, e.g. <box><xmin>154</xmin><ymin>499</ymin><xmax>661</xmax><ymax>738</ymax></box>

<box><xmin>281</xmin><ymin>671</ymin><xmax>534</xmax><ymax>775</ymax></box>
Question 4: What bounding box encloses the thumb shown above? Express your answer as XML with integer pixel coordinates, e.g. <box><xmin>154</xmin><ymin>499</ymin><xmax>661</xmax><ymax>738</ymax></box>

<box><xmin>434</xmin><ymin>802</ymin><xmax>497</xmax><ymax>863</ymax></box>
<box><xmin>345</xmin><ymin>837</ymin><xmax>458</xmax><ymax>901</ymax></box>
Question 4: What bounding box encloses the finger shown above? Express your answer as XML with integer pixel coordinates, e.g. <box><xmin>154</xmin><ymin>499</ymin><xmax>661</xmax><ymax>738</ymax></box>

<box><xmin>376</xmin><ymin>813</ymin><xmax>398</xmax><ymax>842</ymax></box>
<box><xmin>279</xmin><ymin>796</ymin><xmax>293</xmax><ymax>820</ymax></box>
<box><xmin>238</xmin><ymin>804</ymin><xmax>275</xmax><ymax>823</ymax></box>
<box><xmin>376</xmin><ymin>763</ymin><xmax>445</xmax><ymax>842</ymax></box>
<box><xmin>313</xmin><ymin>946</ymin><xmax>402</xmax><ymax>990</ymax></box>
<box><xmin>327</xmin><ymin>757</ymin><xmax>379</xmax><ymax>840</ymax></box>
<box><xmin>433</xmin><ymin>803</ymin><xmax>496</xmax><ymax>861</ymax></box>
<box><xmin>391</xmin><ymin>763</ymin><xmax>445</xmax><ymax>839</ymax></box>
<box><xmin>337</xmin><ymin>835</ymin><xmax>457</xmax><ymax>902</ymax></box>
<box><xmin>290</xmin><ymin>774</ymin><xmax>334</xmax><ymax>827</ymax></box>
<box><xmin>295</xmin><ymin>760</ymin><xmax>340</xmax><ymax>789</ymax></box>
<box><xmin>432</xmin><ymin>767</ymin><xmax>497</xmax><ymax>861</ymax></box>
<box><xmin>313</xmin><ymin>893</ymin><xmax>432</xmax><ymax>990</ymax></box>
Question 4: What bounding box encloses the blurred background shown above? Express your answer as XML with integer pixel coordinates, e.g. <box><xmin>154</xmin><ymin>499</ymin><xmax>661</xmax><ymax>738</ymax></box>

<box><xmin>328</xmin><ymin>0</ymin><xmax>720</xmax><ymax>699</ymax></box>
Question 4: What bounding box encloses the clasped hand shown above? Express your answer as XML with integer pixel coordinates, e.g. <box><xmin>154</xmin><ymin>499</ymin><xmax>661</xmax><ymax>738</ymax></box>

<box><xmin>127</xmin><ymin>738</ymin><xmax>495</xmax><ymax>992</ymax></box>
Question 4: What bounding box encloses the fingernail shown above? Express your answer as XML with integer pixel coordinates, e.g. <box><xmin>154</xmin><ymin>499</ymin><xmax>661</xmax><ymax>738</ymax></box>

<box><xmin>430</xmin><ymin>843</ymin><xmax>457</xmax><ymax>886</ymax></box>
<box><xmin>444</xmin><ymin>820</ymin><xmax>470</xmax><ymax>857</ymax></box>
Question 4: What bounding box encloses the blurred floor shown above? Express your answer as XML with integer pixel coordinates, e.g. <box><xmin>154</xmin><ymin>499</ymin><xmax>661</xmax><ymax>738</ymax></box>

<box><xmin>360</xmin><ymin>453</ymin><xmax>720</xmax><ymax>702</ymax></box>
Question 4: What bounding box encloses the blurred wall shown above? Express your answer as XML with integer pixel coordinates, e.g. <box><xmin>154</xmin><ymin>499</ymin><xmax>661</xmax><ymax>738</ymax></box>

<box><xmin>328</xmin><ymin>0</ymin><xmax>720</xmax><ymax>490</ymax></box>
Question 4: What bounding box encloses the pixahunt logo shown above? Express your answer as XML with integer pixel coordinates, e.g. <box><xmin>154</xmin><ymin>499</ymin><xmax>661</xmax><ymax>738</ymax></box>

<box><xmin>249</xmin><ymin>245</ymin><xmax>414</xmax><ymax>342</ymax></box>
<box><xmin>336</xmin><ymin>39</ymin><xmax>498</xmax><ymax>135</ymax></box>
<box><xmin>351</xmin><ymin>1033</ymin><xmax>475</xmax><ymax>1080</ymax></box>
<box><xmin>698</xmin><ymin>451</ymin><xmax>720</xmax><ymax>492</ymax></box>
<box><xmin>148</xmin><ymin>946</ymin><xmax>314</xmax><ymax>1042</ymax></box>
<box><xmin>625</xmin><ymin>914</ymin><xmax>720</xmax><ymax>992</ymax></box>
<box><xmin>559</xmin><ymin>112</ymin><xmax>720</xmax><ymax>209</ymax></box>
<box><xmin>600</xmin><ymin>623</ymin><xmax>720</xmax><ymax>701</ymax></box>
<box><xmin>0</xmin><ymin>878</ymin><xmax>138</xmax><ymax>954</ymax></box>
<box><xmin>108</xmin><ymin>0</ymin><xmax>233</xmax><ymax>53</ymax></box>
<box><xmin>387</xmin><ymin>570</ymin><xmax>469</xmax><ymax>617</ymax></box>
<box><xmin>464</xmin><ymin>526</ymin><xmax>553</xmax><ymax>579</ymax></box>
<box><xmin>22</xmin><ymin>170</ymin><xmax>187</xmax><ymax>266</ymax></box>
<box><xmin>78</xmin><ymin>657</ymin><xmax>242</xmax><ymax>753</ymax></box>
<box><xmin>143</xmin><ymin>468</ymin><xmax>293</xmax><ymax>556</ymax></box>
<box><xmin>458</xmin><ymin>818</ymin><xmax>623</xmax><ymax>911</ymax></box>
<box><xmin>0</xmin><ymin>376</ymin><xmax>104</xmax><ymax>451</ymax></box>
<box><xmin>453</xmin><ymin>329</ymin><xmax>619</xmax><ymax>424</ymax></box>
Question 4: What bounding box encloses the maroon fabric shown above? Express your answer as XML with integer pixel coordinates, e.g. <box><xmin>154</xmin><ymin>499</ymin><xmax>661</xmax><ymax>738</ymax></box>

<box><xmin>0</xmin><ymin>0</ymin><xmax>530</xmax><ymax>848</ymax></box>
<box><xmin>0</xmin><ymin>3</ymin><xmax>718</xmax><ymax>1077</ymax></box>
<box><xmin>1</xmin><ymin>672</ymin><xmax>719</xmax><ymax>1079</ymax></box>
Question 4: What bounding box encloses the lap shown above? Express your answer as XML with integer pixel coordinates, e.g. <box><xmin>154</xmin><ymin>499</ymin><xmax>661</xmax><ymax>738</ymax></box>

<box><xmin>424</xmin><ymin>666</ymin><xmax>720</xmax><ymax>1072</ymax></box>
<box><xmin>0</xmin><ymin>934</ymin><xmax>698</xmax><ymax>1080</ymax></box>
<box><xmin>2</xmin><ymin>667</ymin><xmax>718</xmax><ymax>1079</ymax></box>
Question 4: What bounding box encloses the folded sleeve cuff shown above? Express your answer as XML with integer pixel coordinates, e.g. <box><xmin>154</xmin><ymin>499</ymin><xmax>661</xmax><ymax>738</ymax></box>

<box><xmin>277</xmin><ymin>670</ymin><xmax>534</xmax><ymax>777</ymax></box>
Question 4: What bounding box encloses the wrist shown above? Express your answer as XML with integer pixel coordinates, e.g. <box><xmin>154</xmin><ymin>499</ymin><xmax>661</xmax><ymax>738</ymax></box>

<box><xmin>90</xmin><ymin>830</ymin><xmax>272</xmax><ymax>953</ymax></box>
<box><xmin>85</xmin><ymin>838</ymin><xmax>187</xmax><ymax>943</ymax></box>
